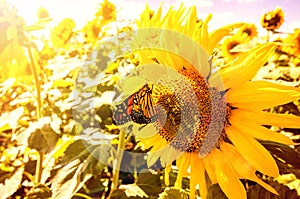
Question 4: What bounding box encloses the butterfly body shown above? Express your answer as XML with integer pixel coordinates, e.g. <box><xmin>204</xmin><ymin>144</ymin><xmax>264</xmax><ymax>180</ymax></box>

<box><xmin>113</xmin><ymin>84</ymin><xmax>157</xmax><ymax>125</ymax></box>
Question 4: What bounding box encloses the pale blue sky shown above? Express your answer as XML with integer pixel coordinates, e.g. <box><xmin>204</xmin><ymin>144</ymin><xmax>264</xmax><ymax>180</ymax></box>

<box><xmin>7</xmin><ymin>0</ymin><xmax>300</xmax><ymax>34</ymax></box>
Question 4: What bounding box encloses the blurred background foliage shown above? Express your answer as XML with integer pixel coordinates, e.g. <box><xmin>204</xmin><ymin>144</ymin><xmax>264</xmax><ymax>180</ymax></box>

<box><xmin>0</xmin><ymin>0</ymin><xmax>300</xmax><ymax>198</ymax></box>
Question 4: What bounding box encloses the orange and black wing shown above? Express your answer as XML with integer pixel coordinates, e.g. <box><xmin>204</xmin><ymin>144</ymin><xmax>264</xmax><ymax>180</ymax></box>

<box><xmin>131</xmin><ymin>84</ymin><xmax>157</xmax><ymax>124</ymax></box>
<box><xmin>113</xmin><ymin>84</ymin><xmax>158</xmax><ymax>125</ymax></box>
<box><xmin>112</xmin><ymin>94</ymin><xmax>134</xmax><ymax>125</ymax></box>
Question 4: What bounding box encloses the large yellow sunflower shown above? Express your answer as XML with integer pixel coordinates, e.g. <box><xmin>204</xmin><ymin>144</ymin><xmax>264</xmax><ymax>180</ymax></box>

<box><xmin>115</xmin><ymin>5</ymin><xmax>300</xmax><ymax>199</ymax></box>
<box><xmin>261</xmin><ymin>7</ymin><xmax>284</xmax><ymax>32</ymax></box>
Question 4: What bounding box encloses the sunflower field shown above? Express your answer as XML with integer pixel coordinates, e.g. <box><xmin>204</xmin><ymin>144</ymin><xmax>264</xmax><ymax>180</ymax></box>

<box><xmin>1</xmin><ymin>0</ymin><xmax>300</xmax><ymax>198</ymax></box>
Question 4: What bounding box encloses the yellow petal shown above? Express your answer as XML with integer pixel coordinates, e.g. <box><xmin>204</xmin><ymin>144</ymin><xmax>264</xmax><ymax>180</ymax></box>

<box><xmin>175</xmin><ymin>153</ymin><xmax>190</xmax><ymax>189</ymax></box>
<box><xmin>135</xmin><ymin>123</ymin><xmax>158</xmax><ymax>139</ymax></box>
<box><xmin>211</xmin><ymin>149</ymin><xmax>247</xmax><ymax>199</ymax></box>
<box><xmin>232</xmin><ymin>108</ymin><xmax>300</xmax><ymax>129</ymax></box>
<box><xmin>143</xmin><ymin>136</ymin><xmax>168</xmax><ymax>166</ymax></box>
<box><xmin>208</xmin><ymin>28</ymin><xmax>231</xmax><ymax>54</ymax></box>
<box><xmin>225</xmin><ymin>125</ymin><xmax>279</xmax><ymax>177</ymax></box>
<box><xmin>208</xmin><ymin>22</ymin><xmax>244</xmax><ymax>54</ymax></box>
<box><xmin>203</xmin><ymin>151</ymin><xmax>217</xmax><ymax>184</ymax></box>
<box><xmin>150</xmin><ymin>135</ymin><xmax>168</xmax><ymax>152</ymax></box>
<box><xmin>136</xmin><ymin>63</ymin><xmax>168</xmax><ymax>82</ymax></box>
<box><xmin>190</xmin><ymin>153</ymin><xmax>207</xmax><ymax>199</ymax></box>
<box><xmin>165</xmin><ymin>164</ymin><xmax>171</xmax><ymax>186</ymax></box>
<box><xmin>179</xmin><ymin>34</ymin><xmax>210</xmax><ymax>77</ymax></box>
<box><xmin>136</xmin><ymin>4</ymin><xmax>151</xmax><ymax>28</ymax></box>
<box><xmin>119</xmin><ymin>76</ymin><xmax>147</xmax><ymax>96</ymax></box>
<box><xmin>151</xmin><ymin>4</ymin><xmax>162</xmax><ymax>24</ymax></box>
<box><xmin>226</xmin><ymin>80</ymin><xmax>300</xmax><ymax>110</ymax></box>
<box><xmin>137</xmin><ymin>134</ymin><xmax>162</xmax><ymax>149</ymax></box>
<box><xmin>220</xmin><ymin>143</ymin><xmax>278</xmax><ymax>195</ymax></box>
<box><xmin>208</xmin><ymin>68</ymin><xmax>225</xmax><ymax>91</ymax></box>
<box><xmin>198</xmin><ymin>14</ymin><xmax>211</xmax><ymax>52</ymax></box>
<box><xmin>229</xmin><ymin>114</ymin><xmax>294</xmax><ymax>145</ymax></box>
<box><xmin>160</xmin><ymin>145</ymin><xmax>183</xmax><ymax>166</ymax></box>
<box><xmin>147</xmin><ymin>152</ymin><xmax>160</xmax><ymax>167</ymax></box>
<box><xmin>182</xmin><ymin>6</ymin><xmax>197</xmax><ymax>37</ymax></box>
<box><xmin>219</xmin><ymin>43</ymin><xmax>276</xmax><ymax>90</ymax></box>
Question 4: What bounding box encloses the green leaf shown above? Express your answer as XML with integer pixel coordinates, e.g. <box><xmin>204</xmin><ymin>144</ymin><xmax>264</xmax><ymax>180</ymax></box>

<box><xmin>168</xmin><ymin>170</ymin><xmax>190</xmax><ymax>189</ymax></box>
<box><xmin>24</xmin><ymin>25</ymin><xmax>45</xmax><ymax>31</ymax></box>
<box><xmin>51</xmin><ymin>159</ymin><xmax>91</xmax><ymax>199</ymax></box>
<box><xmin>136</xmin><ymin>170</ymin><xmax>161</xmax><ymax>186</ymax></box>
<box><xmin>28</xmin><ymin>123</ymin><xmax>59</xmax><ymax>153</ymax></box>
<box><xmin>82</xmin><ymin>177</ymin><xmax>106</xmax><ymax>194</ymax></box>
<box><xmin>25</xmin><ymin>184</ymin><xmax>52</xmax><ymax>199</ymax></box>
<box><xmin>51</xmin><ymin>140</ymin><xmax>111</xmax><ymax>199</ymax></box>
<box><xmin>207</xmin><ymin>184</ymin><xmax>228</xmax><ymax>199</ymax></box>
<box><xmin>0</xmin><ymin>77</ymin><xmax>16</xmax><ymax>97</ymax></box>
<box><xmin>52</xmin><ymin>79</ymin><xmax>74</xmax><ymax>88</ymax></box>
<box><xmin>260</xmin><ymin>140</ymin><xmax>300</xmax><ymax>179</ymax></box>
<box><xmin>0</xmin><ymin>105</ymin><xmax>24</xmax><ymax>132</ymax></box>
<box><xmin>0</xmin><ymin>167</ymin><xmax>24</xmax><ymax>199</ymax></box>
<box><xmin>247</xmin><ymin>180</ymin><xmax>299</xmax><ymax>199</ymax></box>
<box><xmin>17</xmin><ymin>117</ymin><xmax>59</xmax><ymax>153</ymax></box>
<box><xmin>24</xmin><ymin>17</ymin><xmax>52</xmax><ymax>31</ymax></box>
<box><xmin>136</xmin><ymin>170</ymin><xmax>163</xmax><ymax>197</ymax></box>
<box><xmin>158</xmin><ymin>187</ymin><xmax>189</xmax><ymax>199</ymax></box>
<box><xmin>55</xmin><ymin>140</ymin><xmax>90</xmax><ymax>166</ymax></box>
<box><xmin>51</xmin><ymin>138</ymin><xmax>75</xmax><ymax>159</ymax></box>
<box><xmin>275</xmin><ymin>174</ymin><xmax>300</xmax><ymax>195</ymax></box>
<box><xmin>111</xmin><ymin>184</ymin><xmax>148</xmax><ymax>199</ymax></box>
<box><xmin>138</xmin><ymin>184</ymin><xmax>163</xmax><ymax>198</ymax></box>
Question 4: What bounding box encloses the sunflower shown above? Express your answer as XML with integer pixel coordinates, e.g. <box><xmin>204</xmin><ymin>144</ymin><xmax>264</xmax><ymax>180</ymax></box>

<box><xmin>114</xmin><ymin>5</ymin><xmax>300</xmax><ymax>199</ymax></box>
<box><xmin>96</xmin><ymin>0</ymin><xmax>116</xmax><ymax>22</ymax></box>
<box><xmin>82</xmin><ymin>18</ymin><xmax>101</xmax><ymax>44</ymax></box>
<box><xmin>221</xmin><ymin>34</ymin><xmax>249</xmax><ymax>61</ymax></box>
<box><xmin>261</xmin><ymin>7</ymin><xmax>284</xmax><ymax>32</ymax></box>
<box><xmin>282</xmin><ymin>29</ymin><xmax>300</xmax><ymax>58</ymax></box>
<box><xmin>236</xmin><ymin>23</ymin><xmax>258</xmax><ymax>39</ymax></box>
<box><xmin>50</xmin><ymin>18</ymin><xmax>75</xmax><ymax>48</ymax></box>
<box><xmin>36</xmin><ymin>7</ymin><xmax>49</xmax><ymax>20</ymax></box>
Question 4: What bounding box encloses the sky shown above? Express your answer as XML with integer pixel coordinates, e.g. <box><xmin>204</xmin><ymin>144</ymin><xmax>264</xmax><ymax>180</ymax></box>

<box><xmin>6</xmin><ymin>0</ymin><xmax>300</xmax><ymax>35</ymax></box>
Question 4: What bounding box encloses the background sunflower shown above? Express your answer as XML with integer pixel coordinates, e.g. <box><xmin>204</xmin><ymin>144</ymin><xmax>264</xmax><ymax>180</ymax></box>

<box><xmin>221</xmin><ymin>34</ymin><xmax>249</xmax><ymax>61</ymax></box>
<box><xmin>282</xmin><ymin>29</ymin><xmax>300</xmax><ymax>58</ymax></box>
<box><xmin>236</xmin><ymin>23</ymin><xmax>258</xmax><ymax>39</ymax></box>
<box><xmin>261</xmin><ymin>7</ymin><xmax>284</xmax><ymax>32</ymax></box>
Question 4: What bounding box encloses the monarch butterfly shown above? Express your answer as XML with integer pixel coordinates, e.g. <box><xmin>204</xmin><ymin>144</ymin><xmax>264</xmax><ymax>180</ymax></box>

<box><xmin>113</xmin><ymin>84</ymin><xmax>157</xmax><ymax>125</ymax></box>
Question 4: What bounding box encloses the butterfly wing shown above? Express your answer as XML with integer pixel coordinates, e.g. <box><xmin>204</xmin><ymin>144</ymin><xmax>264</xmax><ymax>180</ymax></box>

<box><xmin>130</xmin><ymin>84</ymin><xmax>157</xmax><ymax>124</ymax></box>
<box><xmin>113</xmin><ymin>84</ymin><xmax>158</xmax><ymax>125</ymax></box>
<box><xmin>112</xmin><ymin>94</ymin><xmax>134</xmax><ymax>125</ymax></box>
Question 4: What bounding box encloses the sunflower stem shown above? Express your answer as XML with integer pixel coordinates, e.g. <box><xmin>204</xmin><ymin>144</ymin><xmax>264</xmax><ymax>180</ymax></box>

<box><xmin>35</xmin><ymin>151</ymin><xmax>44</xmax><ymax>183</ymax></box>
<box><xmin>27</xmin><ymin>45</ymin><xmax>43</xmax><ymax>119</ymax></box>
<box><xmin>110</xmin><ymin>130</ymin><xmax>126</xmax><ymax>196</ymax></box>
<box><xmin>27</xmin><ymin>45</ymin><xmax>44</xmax><ymax>184</ymax></box>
